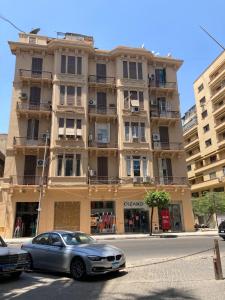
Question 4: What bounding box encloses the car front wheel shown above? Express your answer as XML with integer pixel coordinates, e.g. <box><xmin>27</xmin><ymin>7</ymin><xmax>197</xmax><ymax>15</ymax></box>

<box><xmin>70</xmin><ymin>257</ymin><xmax>86</xmax><ymax>280</ymax></box>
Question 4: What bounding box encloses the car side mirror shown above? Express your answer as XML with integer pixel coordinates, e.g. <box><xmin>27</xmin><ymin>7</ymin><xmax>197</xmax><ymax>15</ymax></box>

<box><xmin>52</xmin><ymin>241</ymin><xmax>64</xmax><ymax>247</ymax></box>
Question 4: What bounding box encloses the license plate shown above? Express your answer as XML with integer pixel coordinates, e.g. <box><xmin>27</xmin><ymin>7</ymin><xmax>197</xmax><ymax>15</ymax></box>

<box><xmin>112</xmin><ymin>262</ymin><xmax>119</xmax><ymax>269</ymax></box>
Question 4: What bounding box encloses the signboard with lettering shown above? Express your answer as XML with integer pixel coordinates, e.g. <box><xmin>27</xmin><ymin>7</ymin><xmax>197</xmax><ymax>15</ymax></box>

<box><xmin>124</xmin><ymin>201</ymin><xmax>148</xmax><ymax>210</ymax></box>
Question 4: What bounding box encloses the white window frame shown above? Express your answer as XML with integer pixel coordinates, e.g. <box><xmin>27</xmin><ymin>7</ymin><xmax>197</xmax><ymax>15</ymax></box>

<box><xmin>95</xmin><ymin>123</ymin><xmax>110</xmax><ymax>143</ymax></box>
<box><xmin>61</xmin><ymin>55</ymin><xmax>82</xmax><ymax>75</ymax></box>
<box><xmin>59</xmin><ymin>86</ymin><xmax>82</xmax><ymax>106</ymax></box>
<box><xmin>56</xmin><ymin>153</ymin><xmax>82</xmax><ymax>177</ymax></box>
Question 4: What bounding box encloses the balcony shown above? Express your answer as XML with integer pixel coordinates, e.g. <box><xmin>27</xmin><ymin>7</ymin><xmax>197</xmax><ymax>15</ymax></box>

<box><xmin>88</xmin><ymin>141</ymin><xmax>118</xmax><ymax>155</ymax></box>
<box><xmin>214</xmin><ymin>118</ymin><xmax>225</xmax><ymax>132</ymax></box>
<box><xmin>121</xmin><ymin>176</ymin><xmax>188</xmax><ymax>185</ymax></box>
<box><xmin>211</xmin><ymin>80</ymin><xmax>225</xmax><ymax>102</ymax></box>
<box><xmin>55</xmin><ymin>136</ymin><xmax>85</xmax><ymax>149</ymax></box>
<box><xmin>89</xmin><ymin>176</ymin><xmax>120</xmax><ymax>185</ymax></box>
<box><xmin>10</xmin><ymin>175</ymin><xmax>48</xmax><ymax>186</ymax></box>
<box><xmin>16</xmin><ymin>102</ymin><xmax>52</xmax><ymax>117</ymax></box>
<box><xmin>13</xmin><ymin>136</ymin><xmax>50</xmax><ymax>151</ymax></box>
<box><xmin>88</xmin><ymin>75</ymin><xmax>116</xmax><ymax>88</ymax></box>
<box><xmin>152</xmin><ymin>141</ymin><xmax>183</xmax><ymax>151</ymax></box>
<box><xmin>148</xmin><ymin>80</ymin><xmax>177</xmax><ymax>91</ymax></box>
<box><xmin>18</xmin><ymin>69</ymin><xmax>52</xmax><ymax>83</ymax></box>
<box><xmin>184</xmin><ymin>138</ymin><xmax>199</xmax><ymax>150</ymax></box>
<box><xmin>88</xmin><ymin>106</ymin><xmax>117</xmax><ymax>120</ymax></box>
<box><xmin>183</xmin><ymin>117</ymin><xmax>198</xmax><ymax>135</ymax></box>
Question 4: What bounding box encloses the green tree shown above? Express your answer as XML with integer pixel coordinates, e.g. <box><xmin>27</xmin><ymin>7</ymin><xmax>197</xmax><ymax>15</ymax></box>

<box><xmin>192</xmin><ymin>192</ymin><xmax>225</xmax><ymax>227</ymax></box>
<box><xmin>144</xmin><ymin>191</ymin><xmax>170</xmax><ymax>235</ymax></box>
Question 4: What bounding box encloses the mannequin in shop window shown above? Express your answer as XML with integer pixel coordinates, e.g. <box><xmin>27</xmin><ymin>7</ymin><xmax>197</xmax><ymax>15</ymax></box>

<box><xmin>14</xmin><ymin>217</ymin><xmax>23</xmax><ymax>238</ymax></box>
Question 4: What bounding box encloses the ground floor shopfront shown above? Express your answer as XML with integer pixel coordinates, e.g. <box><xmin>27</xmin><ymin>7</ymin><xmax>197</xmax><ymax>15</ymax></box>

<box><xmin>0</xmin><ymin>186</ymin><xmax>195</xmax><ymax>238</ymax></box>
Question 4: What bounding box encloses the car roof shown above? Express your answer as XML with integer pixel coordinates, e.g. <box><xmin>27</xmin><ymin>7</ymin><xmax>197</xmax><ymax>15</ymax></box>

<box><xmin>37</xmin><ymin>230</ymin><xmax>85</xmax><ymax>235</ymax></box>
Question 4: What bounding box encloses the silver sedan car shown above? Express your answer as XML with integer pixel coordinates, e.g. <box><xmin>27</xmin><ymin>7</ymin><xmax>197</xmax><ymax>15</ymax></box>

<box><xmin>21</xmin><ymin>230</ymin><xmax>126</xmax><ymax>280</ymax></box>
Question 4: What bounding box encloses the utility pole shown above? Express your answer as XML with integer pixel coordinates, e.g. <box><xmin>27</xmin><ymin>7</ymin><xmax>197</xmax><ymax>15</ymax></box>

<box><xmin>35</xmin><ymin>132</ymin><xmax>49</xmax><ymax>236</ymax></box>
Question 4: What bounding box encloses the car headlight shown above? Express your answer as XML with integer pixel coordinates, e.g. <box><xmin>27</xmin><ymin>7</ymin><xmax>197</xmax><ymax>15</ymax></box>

<box><xmin>88</xmin><ymin>255</ymin><xmax>102</xmax><ymax>261</ymax></box>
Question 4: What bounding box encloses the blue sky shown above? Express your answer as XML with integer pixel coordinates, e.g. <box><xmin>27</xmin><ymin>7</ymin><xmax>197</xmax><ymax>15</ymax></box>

<box><xmin>1</xmin><ymin>0</ymin><xmax>225</xmax><ymax>133</ymax></box>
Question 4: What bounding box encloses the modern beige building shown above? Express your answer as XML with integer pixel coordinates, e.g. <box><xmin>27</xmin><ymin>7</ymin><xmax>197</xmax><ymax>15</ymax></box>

<box><xmin>0</xmin><ymin>32</ymin><xmax>194</xmax><ymax>238</ymax></box>
<box><xmin>183</xmin><ymin>51</ymin><xmax>225</xmax><ymax>203</ymax></box>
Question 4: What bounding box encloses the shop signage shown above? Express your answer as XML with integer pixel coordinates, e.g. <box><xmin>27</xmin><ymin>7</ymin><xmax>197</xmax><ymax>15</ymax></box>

<box><xmin>124</xmin><ymin>201</ymin><xmax>148</xmax><ymax>210</ymax></box>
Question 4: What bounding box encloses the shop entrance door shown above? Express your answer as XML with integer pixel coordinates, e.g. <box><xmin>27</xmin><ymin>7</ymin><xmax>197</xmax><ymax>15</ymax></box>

<box><xmin>97</xmin><ymin>157</ymin><xmax>108</xmax><ymax>183</ymax></box>
<box><xmin>124</xmin><ymin>209</ymin><xmax>149</xmax><ymax>233</ymax></box>
<box><xmin>14</xmin><ymin>202</ymin><xmax>38</xmax><ymax>237</ymax></box>
<box><xmin>169</xmin><ymin>204</ymin><xmax>182</xmax><ymax>231</ymax></box>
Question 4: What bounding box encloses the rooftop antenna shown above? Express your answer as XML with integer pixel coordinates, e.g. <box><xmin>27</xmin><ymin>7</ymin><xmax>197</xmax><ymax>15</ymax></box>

<box><xmin>0</xmin><ymin>14</ymin><xmax>25</xmax><ymax>33</ymax></box>
<box><xmin>141</xmin><ymin>43</ymin><xmax>145</xmax><ymax>48</ymax></box>
<box><xmin>200</xmin><ymin>26</ymin><xmax>225</xmax><ymax>51</ymax></box>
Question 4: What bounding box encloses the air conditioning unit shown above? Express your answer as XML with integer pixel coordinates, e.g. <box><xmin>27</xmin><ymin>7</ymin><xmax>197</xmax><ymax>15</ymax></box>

<box><xmin>89</xmin><ymin>170</ymin><xmax>96</xmax><ymax>177</ymax></box>
<box><xmin>152</xmin><ymin>133</ymin><xmax>160</xmax><ymax>141</ymax></box>
<box><xmin>143</xmin><ymin>176</ymin><xmax>151</xmax><ymax>183</ymax></box>
<box><xmin>76</xmin><ymin>129</ymin><xmax>82</xmax><ymax>137</ymax></box>
<box><xmin>131</xmin><ymin>106</ymin><xmax>139</xmax><ymax>113</ymax></box>
<box><xmin>66</xmin><ymin>128</ymin><xmax>75</xmax><ymax>136</ymax></box>
<box><xmin>133</xmin><ymin>177</ymin><xmax>142</xmax><ymax>184</ymax></box>
<box><xmin>58</xmin><ymin>128</ymin><xmax>64</xmax><ymax>136</ymax></box>
<box><xmin>89</xmin><ymin>99</ymin><xmax>96</xmax><ymax>106</ymax></box>
<box><xmin>37</xmin><ymin>159</ymin><xmax>45</xmax><ymax>167</ymax></box>
<box><xmin>19</xmin><ymin>93</ymin><xmax>28</xmax><ymax>100</ymax></box>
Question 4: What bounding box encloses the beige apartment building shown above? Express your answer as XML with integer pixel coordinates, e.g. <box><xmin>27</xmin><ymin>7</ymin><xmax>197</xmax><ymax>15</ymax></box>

<box><xmin>183</xmin><ymin>51</ymin><xmax>225</xmax><ymax>208</ymax></box>
<box><xmin>0</xmin><ymin>32</ymin><xmax>194</xmax><ymax>238</ymax></box>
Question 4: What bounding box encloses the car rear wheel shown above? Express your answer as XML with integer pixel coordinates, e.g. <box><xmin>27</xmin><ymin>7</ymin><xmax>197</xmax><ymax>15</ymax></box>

<box><xmin>10</xmin><ymin>271</ymin><xmax>22</xmax><ymax>279</ymax></box>
<box><xmin>70</xmin><ymin>257</ymin><xmax>86</xmax><ymax>280</ymax></box>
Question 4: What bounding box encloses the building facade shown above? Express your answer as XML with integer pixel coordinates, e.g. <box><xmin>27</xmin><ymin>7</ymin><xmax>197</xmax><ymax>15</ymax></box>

<box><xmin>0</xmin><ymin>32</ymin><xmax>194</xmax><ymax>238</ymax></box>
<box><xmin>182</xmin><ymin>51</ymin><xmax>225</xmax><ymax>212</ymax></box>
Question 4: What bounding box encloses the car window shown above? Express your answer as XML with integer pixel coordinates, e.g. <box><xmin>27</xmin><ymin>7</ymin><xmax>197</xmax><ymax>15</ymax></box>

<box><xmin>49</xmin><ymin>233</ymin><xmax>63</xmax><ymax>246</ymax></box>
<box><xmin>61</xmin><ymin>232</ymin><xmax>95</xmax><ymax>245</ymax></box>
<box><xmin>0</xmin><ymin>236</ymin><xmax>7</xmax><ymax>247</ymax></box>
<box><xmin>33</xmin><ymin>233</ymin><xmax>50</xmax><ymax>245</ymax></box>
<box><xmin>219</xmin><ymin>221</ymin><xmax>225</xmax><ymax>229</ymax></box>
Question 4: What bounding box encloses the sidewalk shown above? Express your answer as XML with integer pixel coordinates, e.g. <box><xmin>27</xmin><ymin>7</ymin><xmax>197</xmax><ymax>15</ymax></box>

<box><xmin>5</xmin><ymin>230</ymin><xmax>218</xmax><ymax>244</ymax></box>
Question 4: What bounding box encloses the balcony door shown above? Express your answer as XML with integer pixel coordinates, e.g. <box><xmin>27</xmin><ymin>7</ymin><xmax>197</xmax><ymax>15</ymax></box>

<box><xmin>24</xmin><ymin>155</ymin><xmax>37</xmax><ymax>185</ymax></box>
<box><xmin>161</xmin><ymin>158</ymin><xmax>173</xmax><ymax>184</ymax></box>
<box><xmin>159</xmin><ymin>126</ymin><xmax>169</xmax><ymax>149</ymax></box>
<box><xmin>27</xmin><ymin>119</ymin><xmax>39</xmax><ymax>141</ymax></box>
<box><xmin>30</xmin><ymin>87</ymin><xmax>41</xmax><ymax>109</ymax></box>
<box><xmin>158</xmin><ymin>97</ymin><xmax>166</xmax><ymax>113</ymax></box>
<box><xmin>97</xmin><ymin>92</ymin><xmax>107</xmax><ymax>114</ymax></box>
<box><xmin>96</xmin><ymin>63</ymin><xmax>106</xmax><ymax>83</ymax></box>
<box><xmin>31</xmin><ymin>57</ymin><xmax>43</xmax><ymax>76</ymax></box>
<box><xmin>97</xmin><ymin>157</ymin><xmax>108</xmax><ymax>182</ymax></box>
<box><xmin>155</xmin><ymin>68</ymin><xmax>166</xmax><ymax>86</ymax></box>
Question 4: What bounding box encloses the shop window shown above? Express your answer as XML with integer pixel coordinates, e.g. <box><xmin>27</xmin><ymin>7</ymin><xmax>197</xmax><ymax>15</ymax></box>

<box><xmin>124</xmin><ymin>201</ymin><xmax>149</xmax><ymax>233</ymax></box>
<box><xmin>91</xmin><ymin>201</ymin><xmax>116</xmax><ymax>234</ymax></box>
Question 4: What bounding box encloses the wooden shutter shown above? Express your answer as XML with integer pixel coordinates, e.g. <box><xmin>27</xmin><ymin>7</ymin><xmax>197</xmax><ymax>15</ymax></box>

<box><xmin>139</xmin><ymin>91</ymin><xmax>144</xmax><ymax>110</ymax></box>
<box><xmin>67</xmin><ymin>86</ymin><xmax>75</xmax><ymax>106</ymax></box>
<box><xmin>123</xmin><ymin>61</ymin><xmax>128</xmax><ymax>78</ymax></box>
<box><xmin>77</xmin><ymin>57</ymin><xmax>82</xmax><ymax>75</ymax></box>
<box><xmin>129</xmin><ymin>62</ymin><xmax>137</xmax><ymax>79</ymax></box>
<box><xmin>60</xmin><ymin>86</ymin><xmax>65</xmax><ymax>105</ymax></box>
<box><xmin>138</xmin><ymin>63</ymin><xmax>143</xmax><ymax>80</ymax></box>
<box><xmin>67</xmin><ymin>56</ymin><xmax>76</xmax><ymax>74</ymax></box>
<box><xmin>61</xmin><ymin>55</ymin><xmax>66</xmax><ymax>73</ymax></box>
<box><xmin>96</xmin><ymin>64</ymin><xmax>106</xmax><ymax>82</ymax></box>
<box><xmin>76</xmin><ymin>87</ymin><xmax>82</xmax><ymax>106</ymax></box>
<box><xmin>30</xmin><ymin>87</ymin><xmax>41</xmax><ymax>107</ymax></box>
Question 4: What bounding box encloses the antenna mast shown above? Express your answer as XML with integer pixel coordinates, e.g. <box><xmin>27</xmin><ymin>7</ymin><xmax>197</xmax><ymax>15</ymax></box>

<box><xmin>200</xmin><ymin>26</ymin><xmax>225</xmax><ymax>51</ymax></box>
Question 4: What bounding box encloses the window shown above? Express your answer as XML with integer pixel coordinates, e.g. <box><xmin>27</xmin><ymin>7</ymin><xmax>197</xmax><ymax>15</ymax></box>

<box><xmin>33</xmin><ymin>233</ymin><xmax>49</xmax><ymax>245</ymax></box>
<box><xmin>76</xmin><ymin>119</ymin><xmax>82</xmax><ymax>129</ymax></box>
<box><xmin>133</xmin><ymin>156</ymin><xmax>140</xmax><ymax>176</ymax></box>
<box><xmin>210</xmin><ymin>155</ymin><xmax>217</xmax><ymax>163</ymax></box>
<box><xmin>29</xmin><ymin>37</ymin><xmax>36</xmax><ymax>44</ymax></box>
<box><xmin>31</xmin><ymin>57</ymin><xmax>43</xmax><ymax>75</ymax></box>
<box><xmin>188</xmin><ymin>150</ymin><xmax>193</xmax><ymax>156</ymax></box>
<box><xmin>198</xmin><ymin>83</ymin><xmax>204</xmax><ymax>93</ymax></box>
<box><xmin>96</xmin><ymin>123</ymin><xmax>110</xmax><ymax>143</ymax></box>
<box><xmin>123</xmin><ymin>90</ymin><xmax>144</xmax><ymax>109</ymax></box>
<box><xmin>66</xmin><ymin>119</ymin><xmax>74</xmax><ymax>128</ymax></box>
<box><xmin>142</xmin><ymin>157</ymin><xmax>147</xmax><ymax>177</ymax></box>
<box><xmin>125</xmin><ymin>122</ymin><xmax>130</xmax><ymax>141</ymax></box>
<box><xmin>222</xmin><ymin>166</ymin><xmax>225</xmax><ymax>176</ymax></box>
<box><xmin>59</xmin><ymin>118</ymin><xmax>64</xmax><ymax>128</ymax></box>
<box><xmin>200</xmin><ymin>96</ymin><xmax>206</xmax><ymax>105</ymax></box>
<box><xmin>60</xmin><ymin>55</ymin><xmax>82</xmax><ymax>74</ymax></box>
<box><xmin>205</xmin><ymin>139</ymin><xmax>212</xmax><ymax>147</ymax></box>
<box><xmin>131</xmin><ymin>122</ymin><xmax>139</xmax><ymax>139</ymax></box>
<box><xmin>214</xmin><ymin>187</ymin><xmax>224</xmax><ymax>192</ymax></box>
<box><xmin>126</xmin><ymin>156</ymin><xmax>131</xmax><ymax>176</ymax></box>
<box><xmin>203</xmin><ymin>124</ymin><xmax>209</xmax><ymax>133</ymax></box>
<box><xmin>140</xmin><ymin>123</ymin><xmax>145</xmax><ymax>142</ymax></box>
<box><xmin>27</xmin><ymin>119</ymin><xmax>39</xmax><ymax>140</ymax></box>
<box><xmin>57</xmin><ymin>155</ymin><xmax>63</xmax><ymax>176</ymax></box>
<box><xmin>59</xmin><ymin>86</ymin><xmax>82</xmax><ymax>106</ymax></box>
<box><xmin>123</xmin><ymin>61</ymin><xmax>143</xmax><ymax>80</ymax></box>
<box><xmin>201</xmin><ymin>110</ymin><xmax>208</xmax><ymax>119</ymax></box>
<box><xmin>76</xmin><ymin>154</ymin><xmax>81</xmax><ymax>176</ymax></box>
<box><xmin>65</xmin><ymin>155</ymin><xmax>73</xmax><ymax>176</ymax></box>
<box><xmin>187</xmin><ymin>165</ymin><xmax>192</xmax><ymax>171</ymax></box>
<box><xmin>209</xmin><ymin>172</ymin><xmax>216</xmax><ymax>180</ymax></box>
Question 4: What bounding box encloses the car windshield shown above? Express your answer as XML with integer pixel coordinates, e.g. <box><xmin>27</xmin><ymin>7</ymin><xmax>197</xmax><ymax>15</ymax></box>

<box><xmin>61</xmin><ymin>232</ymin><xmax>95</xmax><ymax>245</ymax></box>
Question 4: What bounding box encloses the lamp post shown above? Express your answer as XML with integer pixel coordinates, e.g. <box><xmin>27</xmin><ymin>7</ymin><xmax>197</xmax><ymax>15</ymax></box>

<box><xmin>35</xmin><ymin>131</ymin><xmax>49</xmax><ymax>236</ymax></box>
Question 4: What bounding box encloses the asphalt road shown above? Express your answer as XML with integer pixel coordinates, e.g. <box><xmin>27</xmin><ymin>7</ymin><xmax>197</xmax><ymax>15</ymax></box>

<box><xmin>98</xmin><ymin>236</ymin><xmax>225</xmax><ymax>263</ymax></box>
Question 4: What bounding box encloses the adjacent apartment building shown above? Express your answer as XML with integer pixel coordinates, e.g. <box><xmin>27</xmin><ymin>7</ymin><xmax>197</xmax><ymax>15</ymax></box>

<box><xmin>182</xmin><ymin>51</ymin><xmax>225</xmax><ymax>201</ymax></box>
<box><xmin>0</xmin><ymin>32</ymin><xmax>194</xmax><ymax>238</ymax></box>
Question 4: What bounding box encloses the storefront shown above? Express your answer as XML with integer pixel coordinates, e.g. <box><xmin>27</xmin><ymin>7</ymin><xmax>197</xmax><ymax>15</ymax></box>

<box><xmin>159</xmin><ymin>203</ymin><xmax>183</xmax><ymax>232</ymax></box>
<box><xmin>124</xmin><ymin>201</ymin><xmax>149</xmax><ymax>233</ymax></box>
<box><xmin>14</xmin><ymin>202</ymin><xmax>38</xmax><ymax>237</ymax></box>
<box><xmin>91</xmin><ymin>201</ymin><xmax>116</xmax><ymax>234</ymax></box>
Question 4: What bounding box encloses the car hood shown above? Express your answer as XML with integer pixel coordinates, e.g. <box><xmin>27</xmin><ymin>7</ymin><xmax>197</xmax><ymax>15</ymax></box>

<box><xmin>67</xmin><ymin>243</ymin><xmax>124</xmax><ymax>256</ymax></box>
<box><xmin>0</xmin><ymin>246</ymin><xmax>27</xmax><ymax>256</ymax></box>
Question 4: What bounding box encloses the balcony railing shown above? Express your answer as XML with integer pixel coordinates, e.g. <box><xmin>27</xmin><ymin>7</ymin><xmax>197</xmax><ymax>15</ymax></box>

<box><xmin>154</xmin><ymin>177</ymin><xmax>188</xmax><ymax>185</ymax></box>
<box><xmin>18</xmin><ymin>69</ymin><xmax>52</xmax><ymax>80</ymax></box>
<box><xmin>211</xmin><ymin>80</ymin><xmax>225</xmax><ymax>98</ymax></box>
<box><xmin>121</xmin><ymin>176</ymin><xmax>188</xmax><ymax>185</ymax></box>
<box><xmin>149</xmin><ymin>80</ymin><xmax>177</xmax><ymax>89</ymax></box>
<box><xmin>89</xmin><ymin>176</ymin><xmax>120</xmax><ymax>185</ymax></box>
<box><xmin>88</xmin><ymin>141</ymin><xmax>118</xmax><ymax>148</ymax></box>
<box><xmin>13</xmin><ymin>136</ymin><xmax>50</xmax><ymax>147</ymax></box>
<box><xmin>17</xmin><ymin>102</ymin><xmax>52</xmax><ymax>112</ymax></box>
<box><xmin>150</xmin><ymin>110</ymin><xmax>180</xmax><ymax>118</ymax></box>
<box><xmin>88</xmin><ymin>106</ymin><xmax>117</xmax><ymax>115</ymax></box>
<box><xmin>10</xmin><ymin>175</ymin><xmax>48</xmax><ymax>185</ymax></box>
<box><xmin>182</xmin><ymin>117</ymin><xmax>198</xmax><ymax>133</ymax></box>
<box><xmin>88</xmin><ymin>75</ymin><xmax>116</xmax><ymax>85</ymax></box>
<box><xmin>152</xmin><ymin>141</ymin><xmax>183</xmax><ymax>150</ymax></box>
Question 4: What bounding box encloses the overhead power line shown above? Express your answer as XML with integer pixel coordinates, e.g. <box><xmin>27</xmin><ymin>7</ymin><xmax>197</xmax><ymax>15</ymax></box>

<box><xmin>200</xmin><ymin>26</ymin><xmax>225</xmax><ymax>51</ymax></box>
<box><xmin>0</xmin><ymin>14</ymin><xmax>25</xmax><ymax>33</ymax></box>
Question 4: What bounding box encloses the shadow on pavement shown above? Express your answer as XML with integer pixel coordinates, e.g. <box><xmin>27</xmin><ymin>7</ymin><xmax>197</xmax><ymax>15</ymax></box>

<box><xmin>123</xmin><ymin>288</ymin><xmax>197</xmax><ymax>299</ymax></box>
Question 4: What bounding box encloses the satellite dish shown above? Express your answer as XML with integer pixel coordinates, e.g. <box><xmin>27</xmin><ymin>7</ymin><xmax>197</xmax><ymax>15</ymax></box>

<box><xmin>30</xmin><ymin>28</ymin><xmax>40</xmax><ymax>34</ymax></box>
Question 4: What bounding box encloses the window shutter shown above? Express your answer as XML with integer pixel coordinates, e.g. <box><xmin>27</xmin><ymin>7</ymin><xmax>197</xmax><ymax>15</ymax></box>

<box><xmin>31</xmin><ymin>58</ymin><xmax>43</xmax><ymax>75</ymax></box>
<box><xmin>140</xmin><ymin>123</ymin><xmax>145</xmax><ymax>142</ymax></box>
<box><xmin>139</xmin><ymin>91</ymin><xmax>144</xmax><ymax>110</ymax></box>
<box><xmin>123</xmin><ymin>61</ymin><xmax>128</xmax><ymax>78</ymax></box>
<box><xmin>126</xmin><ymin>156</ymin><xmax>131</xmax><ymax>176</ymax></box>
<box><xmin>76</xmin><ymin>87</ymin><xmax>82</xmax><ymax>106</ymax></box>
<box><xmin>77</xmin><ymin>57</ymin><xmax>82</xmax><ymax>75</ymax></box>
<box><xmin>138</xmin><ymin>63</ymin><xmax>143</xmax><ymax>80</ymax></box>
<box><xmin>60</xmin><ymin>85</ymin><xmax>65</xmax><ymax>105</ymax></box>
<box><xmin>61</xmin><ymin>55</ymin><xmax>66</xmax><ymax>73</ymax></box>
<box><xmin>129</xmin><ymin>62</ymin><xmax>137</xmax><ymax>79</ymax></box>
<box><xmin>125</xmin><ymin>122</ymin><xmax>130</xmax><ymax>141</ymax></box>
<box><xmin>67</xmin><ymin>56</ymin><xmax>76</xmax><ymax>74</ymax></box>
<box><xmin>67</xmin><ymin>86</ymin><xmax>75</xmax><ymax>106</ymax></box>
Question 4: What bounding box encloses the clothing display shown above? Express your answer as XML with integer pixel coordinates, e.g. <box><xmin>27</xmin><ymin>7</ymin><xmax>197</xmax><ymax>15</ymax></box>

<box><xmin>124</xmin><ymin>210</ymin><xmax>148</xmax><ymax>233</ymax></box>
<box><xmin>91</xmin><ymin>212</ymin><xmax>116</xmax><ymax>234</ymax></box>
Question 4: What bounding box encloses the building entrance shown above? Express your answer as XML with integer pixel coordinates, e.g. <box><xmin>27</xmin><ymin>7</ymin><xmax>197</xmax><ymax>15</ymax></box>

<box><xmin>14</xmin><ymin>202</ymin><xmax>38</xmax><ymax>237</ymax></box>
